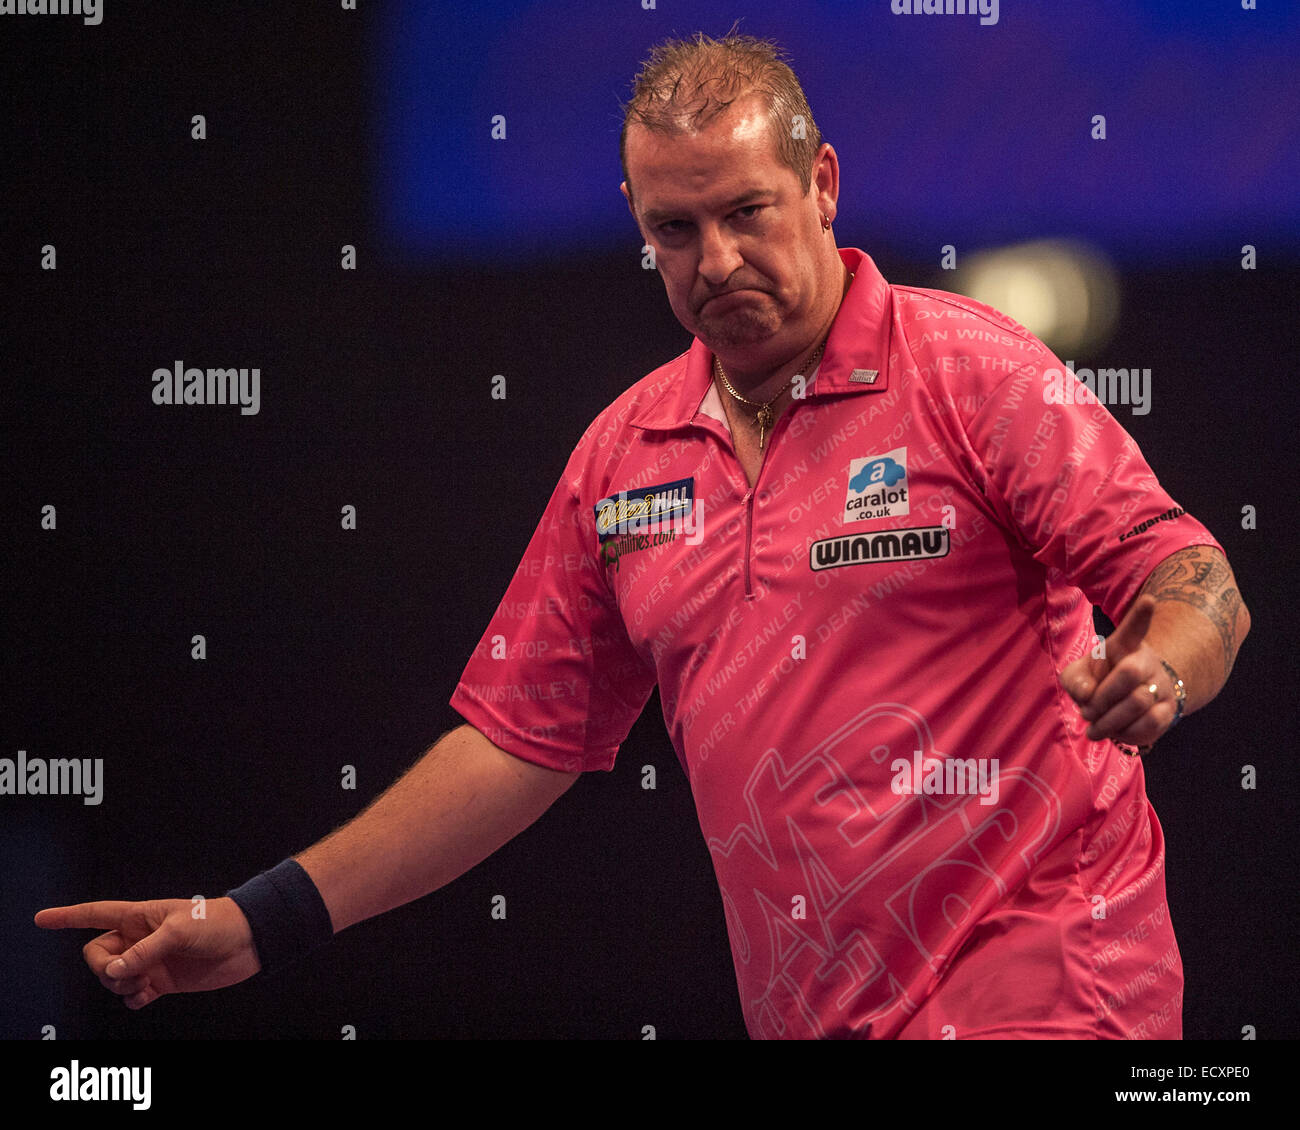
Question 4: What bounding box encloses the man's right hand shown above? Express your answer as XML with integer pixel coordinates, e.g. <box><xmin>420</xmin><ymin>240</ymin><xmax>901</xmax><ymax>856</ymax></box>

<box><xmin>34</xmin><ymin>726</ymin><xmax>577</xmax><ymax>1012</ymax></box>
<box><xmin>34</xmin><ymin>896</ymin><xmax>261</xmax><ymax>1010</ymax></box>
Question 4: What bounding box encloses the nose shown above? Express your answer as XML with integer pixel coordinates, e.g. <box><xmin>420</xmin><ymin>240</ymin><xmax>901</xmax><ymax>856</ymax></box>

<box><xmin>697</xmin><ymin>221</ymin><xmax>744</xmax><ymax>289</ymax></box>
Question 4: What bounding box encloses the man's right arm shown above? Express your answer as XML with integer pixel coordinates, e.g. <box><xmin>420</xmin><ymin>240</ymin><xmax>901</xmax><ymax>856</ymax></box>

<box><xmin>34</xmin><ymin>724</ymin><xmax>579</xmax><ymax>1007</ymax></box>
<box><xmin>295</xmin><ymin>723</ymin><xmax>579</xmax><ymax>934</ymax></box>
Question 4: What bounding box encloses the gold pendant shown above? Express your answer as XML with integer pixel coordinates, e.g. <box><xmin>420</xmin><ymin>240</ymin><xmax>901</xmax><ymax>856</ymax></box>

<box><xmin>756</xmin><ymin>405</ymin><xmax>773</xmax><ymax>449</ymax></box>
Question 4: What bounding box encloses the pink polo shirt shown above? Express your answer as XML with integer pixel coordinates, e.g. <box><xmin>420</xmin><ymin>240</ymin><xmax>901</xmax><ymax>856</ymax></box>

<box><xmin>451</xmin><ymin>247</ymin><xmax>1222</xmax><ymax>1039</ymax></box>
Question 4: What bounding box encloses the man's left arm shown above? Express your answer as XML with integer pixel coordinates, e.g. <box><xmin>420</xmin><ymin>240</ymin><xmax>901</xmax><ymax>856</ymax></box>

<box><xmin>1060</xmin><ymin>544</ymin><xmax>1251</xmax><ymax>749</ymax></box>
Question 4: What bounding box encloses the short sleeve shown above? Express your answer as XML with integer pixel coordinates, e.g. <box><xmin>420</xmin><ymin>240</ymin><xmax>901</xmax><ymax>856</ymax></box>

<box><xmin>450</xmin><ymin>463</ymin><xmax>657</xmax><ymax>774</ymax></box>
<box><xmin>962</xmin><ymin>363</ymin><xmax>1225</xmax><ymax>624</ymax></box>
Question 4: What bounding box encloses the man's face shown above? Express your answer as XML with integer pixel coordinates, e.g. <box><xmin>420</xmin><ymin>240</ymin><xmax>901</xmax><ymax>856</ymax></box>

<box><xmin>622</xmin><ymin>94</ymin><xmax>828</xmax><ymax>355</ymax></box>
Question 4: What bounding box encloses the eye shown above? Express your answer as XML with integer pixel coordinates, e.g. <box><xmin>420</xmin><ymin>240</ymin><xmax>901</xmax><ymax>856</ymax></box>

<box><xmin>734</xmin><ymin>205</ymin><xmax>763</xmax><ymax>220</ymax></box>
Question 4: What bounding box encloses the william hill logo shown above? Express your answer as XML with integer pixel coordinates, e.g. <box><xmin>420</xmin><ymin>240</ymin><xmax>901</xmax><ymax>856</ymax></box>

<box><xmin>810</xmin><ymin>526</ymin><xmax>949</xmax><ymax>570</ymax></box>
<box><xmin>594</xmin><ymin>476</ymin><xmax>695</xmax><ymax>543</ymax></box>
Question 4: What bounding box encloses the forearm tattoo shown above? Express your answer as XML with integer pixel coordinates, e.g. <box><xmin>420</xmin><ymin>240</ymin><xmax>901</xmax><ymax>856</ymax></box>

<box><xmin>1139</xmin><ymin>545</ymin><xmax>1246</xmax><ymax>677</ymax></box>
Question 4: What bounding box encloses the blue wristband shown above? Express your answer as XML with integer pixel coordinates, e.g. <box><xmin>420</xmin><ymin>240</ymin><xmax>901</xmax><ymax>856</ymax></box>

<box><xmin>226</xmin><ymin>858</ymin><xmax>333</xmax><ymax>975</ymax></box>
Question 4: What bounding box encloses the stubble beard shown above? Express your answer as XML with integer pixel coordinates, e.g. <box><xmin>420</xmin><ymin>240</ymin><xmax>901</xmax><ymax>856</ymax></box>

<box><xmin>695</xmin><ymin>296</ymin><xmax>781</xmax><ymax>350</ymax></box>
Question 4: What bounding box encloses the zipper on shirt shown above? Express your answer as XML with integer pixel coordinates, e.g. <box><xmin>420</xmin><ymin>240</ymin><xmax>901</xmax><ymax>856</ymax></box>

<box><xmin>742</xmin><ymin>487</ymin><xmax>755</xmax><ymax>599</ymax></box>
<box><xmin>741</xmin><ymin>410</ymin><xmax>794</xmax><ymax>601</ymax></box>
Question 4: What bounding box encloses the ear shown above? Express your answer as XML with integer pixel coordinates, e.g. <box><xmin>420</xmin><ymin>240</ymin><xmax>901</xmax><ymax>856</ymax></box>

<box><xmin>811</xmin><ymin>142</ymin><xmax>841</xmax><ymax>226</ymax></box>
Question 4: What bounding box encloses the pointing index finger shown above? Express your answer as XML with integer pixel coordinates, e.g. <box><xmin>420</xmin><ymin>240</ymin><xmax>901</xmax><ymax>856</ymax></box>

<box><xmin>34</xmin><ymin>902</ymin><xmax>137</xmax><ymax>931</ymax></box>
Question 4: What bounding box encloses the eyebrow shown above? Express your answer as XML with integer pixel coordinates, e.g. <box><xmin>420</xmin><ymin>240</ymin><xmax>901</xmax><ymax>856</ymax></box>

<box><xmin>641</xmin><ymin>190</ymin><xmax>772</xmax><ymax>227</ymax></box>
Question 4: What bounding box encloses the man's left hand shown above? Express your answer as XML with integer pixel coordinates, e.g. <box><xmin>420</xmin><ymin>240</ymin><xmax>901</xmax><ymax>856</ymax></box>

<box><xmin>1059</xmin><ymin>594</ymin><xmax>1176</xmax><ymax>748</ymax></box>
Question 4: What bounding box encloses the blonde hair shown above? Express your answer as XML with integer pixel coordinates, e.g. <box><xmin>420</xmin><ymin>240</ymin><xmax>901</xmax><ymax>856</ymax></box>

<box><xmin>620</xmin><ymin>29</ymin><xmax>823</xmax><ymax>206</ymax></box>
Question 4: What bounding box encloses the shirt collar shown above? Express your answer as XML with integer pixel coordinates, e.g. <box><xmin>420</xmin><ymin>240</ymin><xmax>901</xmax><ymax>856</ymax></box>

<box><xmin>629</xmin><ymin>247</ymin><xmax>893</xmax><ymax>433</ymax></box>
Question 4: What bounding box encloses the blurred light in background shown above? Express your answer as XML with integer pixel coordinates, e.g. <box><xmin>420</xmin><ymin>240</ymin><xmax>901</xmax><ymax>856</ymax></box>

<box><xmin>947</xmin><ymin>240</ymin><xmax>1120</xmax><ymax>356</ymax></box>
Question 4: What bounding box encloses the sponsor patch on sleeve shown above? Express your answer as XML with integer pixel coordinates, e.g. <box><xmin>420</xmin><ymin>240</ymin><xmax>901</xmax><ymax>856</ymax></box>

<box><xmin>1118</xmin><ymin>507</ymin><xmax>1186</xmax><ymax>542</ymax></box>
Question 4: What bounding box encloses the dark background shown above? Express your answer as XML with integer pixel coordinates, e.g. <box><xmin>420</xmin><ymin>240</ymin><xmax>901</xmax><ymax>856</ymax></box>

<box><xmin>3</xmin><ymin>1</ymin><xmax>1296</xmax><ymax>1042</ymax></box>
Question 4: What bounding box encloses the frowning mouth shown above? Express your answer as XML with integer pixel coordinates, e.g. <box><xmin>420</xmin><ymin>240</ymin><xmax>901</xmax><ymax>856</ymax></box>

<box><xmin>704</xmin><ymin>289</ymin><xmax>761</xmax><ymax>308</ymax></box>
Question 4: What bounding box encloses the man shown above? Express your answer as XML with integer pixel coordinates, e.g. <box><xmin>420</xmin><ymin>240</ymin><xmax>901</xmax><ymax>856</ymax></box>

<box><xmin>37</xmin><ymin>33</ymin><xmax>1248</xmax><ymax>1039</ymax></box>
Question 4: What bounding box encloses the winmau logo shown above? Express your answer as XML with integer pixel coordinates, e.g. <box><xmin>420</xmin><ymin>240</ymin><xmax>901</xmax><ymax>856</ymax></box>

<box><xmin>810</xmin><ymin>526</ymin><xmax>949</xmax><ymax>570</ymax></box>
<box><xmin>0</xmin><ymin>0</ymin><xmax>102</xmax><ymax>24</ymax></box>
<box><xmin>891</xmin><ymin>0</ymin><xmax>998</xmax><ymax>27</ymax></box>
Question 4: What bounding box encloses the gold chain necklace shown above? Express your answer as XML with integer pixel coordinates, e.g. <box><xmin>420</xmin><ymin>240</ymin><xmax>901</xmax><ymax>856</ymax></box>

<box><xmin>713</xmin><ymin>337</ymin><xmax>826</xmax><ymax>450</ymax></box>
